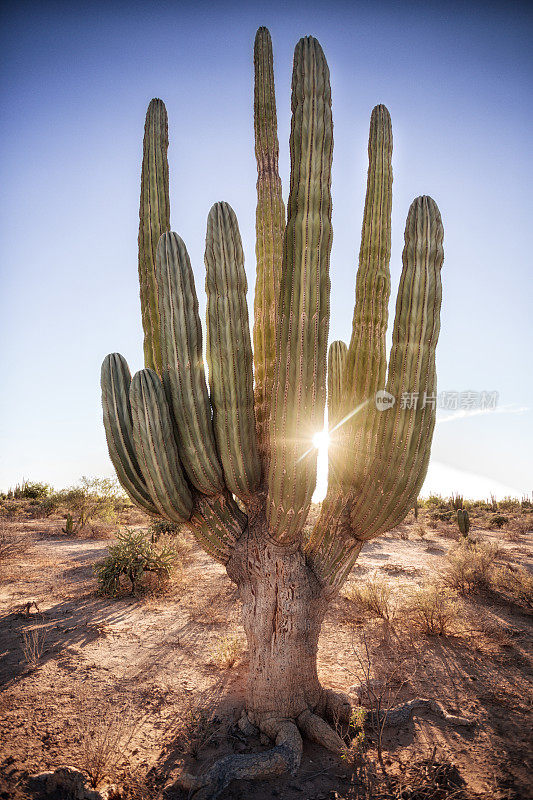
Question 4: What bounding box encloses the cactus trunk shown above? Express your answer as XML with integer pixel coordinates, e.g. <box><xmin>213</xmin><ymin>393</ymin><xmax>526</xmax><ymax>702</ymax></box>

<box><xmin>228</xmin><ymin>520</ymin><xmax>328</xmax><ymax>724</ymax></box>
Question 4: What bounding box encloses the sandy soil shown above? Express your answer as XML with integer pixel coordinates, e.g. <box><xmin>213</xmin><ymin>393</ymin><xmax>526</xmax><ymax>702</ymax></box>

<box><xmin>0</xmin><ymin>512</ymin><xmax>531</xmax><ymax>800</ymax></box>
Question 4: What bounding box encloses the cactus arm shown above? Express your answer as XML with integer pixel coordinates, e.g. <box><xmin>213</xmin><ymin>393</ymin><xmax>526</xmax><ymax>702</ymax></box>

<box><xmin>189</xmin><ymin>491</ymin><xmax>248</xmax><ymax>564</ymax></box>
<box><xmin>326</xmin><ymin>340</ymin><xmax>347</xmax><ymax>490</ymax></box>
<box><xmin>138</xmin><ymin>98</ymin><xmax>170</xmax><ymax>374</ymax></box>
<box><xmin>334</xmin><ymin>105</ymin><xmax>393</xmax><ymax>495</ymax></box>
<box><xmin>129</xmin><ymin>368</ymin><xmax>193</xmax><ymax>521</ymax></box>
<box><xmin>101</xmin><ymin>353</ymin><xmax>159</xmax><ymax>516</ymax></box>
<box><xmin>306</xmin><ymin>106</ymin><xmax>392</xmax><ymax>573</ymax></box>
<box><xmin>205</xmin><ymin>201</ymin><xmax>261</xmax><ymax>499</ymax></box>
<box><xmin>344</xmin><ymin>105</ymin><xmax>392</xmax><ymax>411</ymax></box>
<box><xmin>349</xmin><ymin>195</ymin><xmax>444</xmax><ymax>539</ymax></box>
<box><xmin>252</xmin><ymin>27</ymin><xmax>286</xmax><ymax>465</ymax></box>
<box><xmin>307</xmin><ymin>196</ymin><xmax>443</xmax><ymax>588</ymax></box>
<box><xmin>156</xmin><ymin>231</ymin><xmax>225</xmax><ymax>494</ymax></box>
<box><xmin>267</xmin><ymin>36</ymin><xmax>333</xmax><ymax>544</ymax></box>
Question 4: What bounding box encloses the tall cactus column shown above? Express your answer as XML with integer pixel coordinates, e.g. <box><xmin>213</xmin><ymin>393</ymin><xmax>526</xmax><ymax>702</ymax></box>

<box><xmin>101</xmin><ymin>26</ymin><xmax>449</xmax><ymax>798</ymax></box>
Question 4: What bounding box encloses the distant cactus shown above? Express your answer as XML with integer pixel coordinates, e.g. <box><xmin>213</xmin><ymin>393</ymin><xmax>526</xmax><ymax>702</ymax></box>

<box><xmin>101</xmin><ymin>27</ymin><xmax>445</xmax><ymax>792</ymax></box>
<box><xmin>457</xmin><ymin>508</ymin><xmax>470</xmax><ymax>537</ymax></box>
<box><xmin>62</xmin><ymin>513</ymin><xmax>75</xmax><ymax>535</ymax></box>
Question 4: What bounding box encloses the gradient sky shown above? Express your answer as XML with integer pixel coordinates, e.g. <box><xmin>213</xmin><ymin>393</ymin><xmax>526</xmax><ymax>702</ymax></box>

<box><xmin>1</xmin><ymin>0</ymin><xmax>532</xmax><ymax>499</ymax></box>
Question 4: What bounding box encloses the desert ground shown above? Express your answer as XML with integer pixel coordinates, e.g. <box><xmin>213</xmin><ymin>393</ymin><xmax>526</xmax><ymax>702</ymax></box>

<box><xmin>0</xmin><ymin>498</ymin><xmax>531</xmax><ymax>800</ymax></box>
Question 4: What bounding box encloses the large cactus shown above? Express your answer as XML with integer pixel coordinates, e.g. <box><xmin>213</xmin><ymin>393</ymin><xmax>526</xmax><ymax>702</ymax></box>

<box><xmin>101</xmin><ymin>26</ymin><xmax>444</xmax><ymax>796</ymax></box>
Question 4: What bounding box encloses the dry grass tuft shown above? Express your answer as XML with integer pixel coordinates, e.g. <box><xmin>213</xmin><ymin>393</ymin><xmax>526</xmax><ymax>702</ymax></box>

<box><xmin>73</xmin><ymin>693</ymin><xmax>146</xmax><ymax>788</ymax></box>
<box><xmin>21</xmin><ymin>626</ymin><xmax>47</xmax><ymax>667</ymax></box>
<box><xmin>404</xmin><ymin>581</ymin><xmax>460</xmax><ymax>636</ymax></box>
<box><xmin>209</xmin><ymin>633</ymin><xmax>244</xmax><ymax>669</ymax></box>
<box><xmin>344</xmin><ymin>575</ymin><xmax>395</xmax><ymax>621</ymax></box>
<box><xmin>172</xmin><ymin>700</ymin><xmax>221</xmax><ymax>759</ymax></box>
<box><xmin>442</xmin><ymin>539</ymin><xmax>499</xmax><ymax>595</ymax></box>
<box><xmin>0</xmin><ymin>520</ymin><xmax>29</xmax><ymax>561</ymax></box>
<box><xmin>490</xmin><ymin>564</ymin><xmax>533</xmax><ymax>608</ymax></box>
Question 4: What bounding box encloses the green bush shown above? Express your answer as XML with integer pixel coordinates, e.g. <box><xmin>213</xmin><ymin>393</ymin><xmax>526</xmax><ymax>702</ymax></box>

<box><xmin>6</xmin><ymin>480</ymin><xmax>52</xmax><ymax>500</ymax></box>
<box><xmin>58</xmin><ymin>477</ymin><xmax>122</xmax><ymax>530</ymax></box>
<box><xmin>488</xmin><ymin>513</ymin><xmax>509</xmax><ymax>529</ymax></box>
<box><xmin>94</xmin><ymin>529</ymin><xmax>178</xmax><ymax>596</ymax></box>
<box><xmin>149</xmin><ymin>519</ymin><xmax>182</xmax><ymax>541</ymax></box>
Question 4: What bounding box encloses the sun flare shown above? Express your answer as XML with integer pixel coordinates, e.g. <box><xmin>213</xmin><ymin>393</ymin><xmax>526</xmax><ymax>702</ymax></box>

<box><xmin>312</xmin><ymin>430</ymin><xmax>330</xmax><ymax>451</ymax></box>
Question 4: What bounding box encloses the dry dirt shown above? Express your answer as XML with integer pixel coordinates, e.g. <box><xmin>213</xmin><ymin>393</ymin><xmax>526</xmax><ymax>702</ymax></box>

<box><xmin>0</xmin><ymin>511</ymin><xmax>531</xmax><ymax>800</ymax></box>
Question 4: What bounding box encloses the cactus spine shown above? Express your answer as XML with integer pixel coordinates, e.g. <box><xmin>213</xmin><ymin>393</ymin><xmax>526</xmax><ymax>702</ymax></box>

<box><xmin>101</xmin><ymin>28</ymin><xmax>444</xmax><ymax>782</ymax></box>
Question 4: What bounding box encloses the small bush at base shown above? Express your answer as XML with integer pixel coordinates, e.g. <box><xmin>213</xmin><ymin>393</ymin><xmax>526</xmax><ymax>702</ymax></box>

<box><xmin>94</xmin><ymin>529</ymin><xmax>178</xmax><ymax>596</ymax></box>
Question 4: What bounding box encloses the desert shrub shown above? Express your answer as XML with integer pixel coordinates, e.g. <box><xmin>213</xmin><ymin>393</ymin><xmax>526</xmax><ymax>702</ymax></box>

<box><xmin>149</xmin><ymin>518</ymin><xmax>182</xmax><ymax>541</ymax></box>
<box><xmin>497</xmin><ymin>496</ymin><xmax>521</xmax><ymax>513</ymax></box>
<box><xmin>429</xmin><ymin>508</ymin><xmax>455</xmax><ymax>523</ymax></box>
<box><xmin>31</xmin><ymin>492</ymin><xmax>62</xmax><ymax>518</ymax></box>
<box><xmin>6</xmin><ymin>480</ymin><xmax>52</xmax><ymax>500</ymax></box>
<box><xmin>73</xmin><ymin>693</ymin><xmax>144</xmax><ymax>787</ymax></box>
<box><xmin>21</xmin><ymin>626</ymin><xmax>47</xmax><ymax>667</ymax></box>
<box><xmin>345</xmin><ymin>575</ymin><xmax>394</xmax><ymax>621</ymax></box>
<box><xmin>0</xmin><ymin>521</ymin><xmax>27</xmax><ymax>561</ymax></box>
<box><xmin>490</xmin><ymin>565</ymin><xmax>533</xmax><ymax>608</ymax></box>
<box><xmin>58</xmin><ymin>476</ymin><xmax>123</xmax><ymax>531</ymax></box>
<box><xmin>174</xmin><ymin>700</ymin><xmax>220</xmax><ymax>758</ymax></box>
<box><xmin>0</xmin><ymin>499</ymin><xmax>26</xmax><ymax>519</ymax></box>
<box><xmin>488</xmin><ymin>513</ymin><xmax>509</xmax><ymax>529</ymax></box>
<box><xmin>94</xmin><ymin>529</ymin><xmax>178</xmax><ymax>596</ymax></box>
<box><xmin>19</xmin><ymin>480</ymin><xmax>51</xmax><ymax>499</ymax></box>
<box><xmin>442</xmin><ymin>539</ymin><xmax>499</xmax><ymax>594</ymax></box>
<box><xmin>406</xmin><ymin>582</ymin><xmax>459</xmax><ymax>635</ymax></box>
<box><xmin>209</xmin><ymin>633</ymin><xmax>244</xmax><ymax>669</ymax></box>
<box><xmin>509</xmin><ymin>515</ymin><xmax>532</xmax><ymax>536</ymax></box>
<box><xmin>470</xmin><ymin>499</ymin><xmax>491</xmax><ymax>511</ymax></box>
<box><xmin>412</xmin><ymin>522</ymin><xmax>427</xmax><ymax>539</ymax></box>
<box><xmin>423</xmin><ymin>494</ymin><xmax>446</xmax><ymax>510</ymax></box>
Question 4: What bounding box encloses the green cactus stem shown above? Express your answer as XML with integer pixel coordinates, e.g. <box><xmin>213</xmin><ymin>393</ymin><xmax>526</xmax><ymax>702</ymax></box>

<box><xmin>138</xmin><ymin>98</ymin><xmax>170</xmax><ymax>374</ymax></box>
<box><xmin>205</xmin><ymin>201</ymin><xmax>261</xmax><ymax>499</ymax></box>
<box><xmin>62</xmin><ymin>513</ymin><xmax>75</xmax><ymax>535</ymax></box>
<box><xmin>267</xmin><ymin>36</ymin><xmax>333</xmax><ymax>544</ymax></box>
<box><xmin>156</xmin><ymin>231</ymin><xmax>224</xmax><ymax>496</ymax></box>
<box><xmin>457</xmin><ymin>508</ymin><xmax>470</xmax><ymax>536</ymax></box>
<box><xmin>252</xmin><ymin>27</ymin><xmax>286</xmax><ymax>464</ymax></box>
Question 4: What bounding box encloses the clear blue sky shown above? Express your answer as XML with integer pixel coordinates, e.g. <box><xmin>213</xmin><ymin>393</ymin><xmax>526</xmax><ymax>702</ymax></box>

<box><xmin>1</xmin><ymin>0</ymin><xmax>531</xmax><ymax>498</ymax></box>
